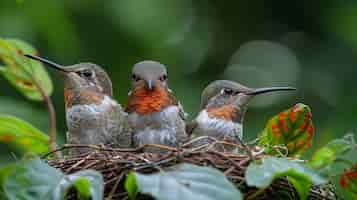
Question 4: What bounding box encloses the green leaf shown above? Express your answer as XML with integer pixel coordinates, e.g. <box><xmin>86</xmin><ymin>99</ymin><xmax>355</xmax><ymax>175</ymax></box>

<box><xmin>246</xmin><ymin>157</ymin><xmax>326</xmax><ymax>200</ymax></box>
<box><xmin>73</xmin><ymin>178</ymin><xmax>91</xmax><ymax>199</ymax></box>
<box><xmin>3</xmin><ymin>158</ymin><xmax>63</xmax><ymax>200</ymax></box>
<box><xmin>125</xmin><ymin>172</ymin><xmax>138</xmax><ymax>200</ymax></box>
<box><xmin>125</xmin><ymin>163</ymin><xmax>242</xmax><ymax>200</ymax></box>
<box><xmin>309</xmin><ymin>134</ymin><xmax>356</xmax><ymax>170</ymax></box>
<box><xmin>0</xmin><ymin>164</ymin><xmax>15</xmax><ymax>200</ymax></box>
<box><xmin>0</xmin><ymin>38</ymin><xmax>53</xmax><ymax>101</ymax></box>
<box><xmin>63</xmin><ymin>170</ymin><xmax>103</xmax><ymax>200</ymax></box>
<box><xmin>309</xmin><ymin>134</ymin><xmax>357</xmax><ymax>199</ymax></box>
<box><xmin>0</xmin><ymin>114</ymin><xmax>49</xmax><ymax>154</ymax></box>
<box><xmin>258</xmin><ymin>103</ymin><xmax>314</xmax><ymax>157</ymax></box>
<box><xmin>2</xmin><ymin>158</ymin><xmax>103</xmax><ymax>200</ymax></box>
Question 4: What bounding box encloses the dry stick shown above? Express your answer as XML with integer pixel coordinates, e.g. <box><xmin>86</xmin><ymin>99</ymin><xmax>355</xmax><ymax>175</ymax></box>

<box><xmin>182</xmin><ymin>136</ymin><xmax>216</xmax><ymax>147</ymax></box>
<box><xmin>208</xmin><ymin>151</ymin><xmax>244</xmax><ymax>170</ymax></box>
<box><xmin>184</xmin><ymin>135</ymin><xmax>254</xmax><ymax>160</ymax></box>
<box><xmin>41</xmin><ymin>144</ymin><xmax>116</xmax><ymax>158</ymax></box>
<box><xmin>234</xmin><ymin>136</ymin><xmax>254</xmax><ymax>161</ymax></box>
<box><xmin>42</xmin><ymin>143</ymin><xmax>179</xmax><ymax>159</ymax></box>
<box><xmin>65</xmin><ymin>154</ymin><xmax>92</xmax><ymax>173</ymax></box>
<box><xmin>106</xmin><ymin>173</ymin><xmax>124</xmax><ymax>200</ymax></box>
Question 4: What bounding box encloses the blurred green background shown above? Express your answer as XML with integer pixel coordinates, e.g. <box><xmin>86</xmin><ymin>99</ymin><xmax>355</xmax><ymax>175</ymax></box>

<box><xmin>0</xmin><ymin>0</ymin><xmax>356</xmax><ymax>161</ymax></box>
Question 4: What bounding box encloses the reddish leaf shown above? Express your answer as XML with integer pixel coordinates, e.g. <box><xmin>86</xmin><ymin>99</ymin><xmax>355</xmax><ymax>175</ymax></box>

<box><xmin>339</xmin><ymin>163</ymin><xmax>357</xmax><ymax>197</ymax></box>
<box><xmin>258</xmin><ymin>103</ymin><xmax>314</xmax><ymax>157</ymax></box>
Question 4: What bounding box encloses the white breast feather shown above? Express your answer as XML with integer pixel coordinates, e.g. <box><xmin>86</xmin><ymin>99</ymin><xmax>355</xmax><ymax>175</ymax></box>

<box><xmin>195</xmin><ymin>110</ymin><xmax>243</xmax><ymax>139</ymax></box>
<box><xmin>66</xmin><ymin>95</ymin><xmax>121</xmax><ymax>132</ymax></box>
<box><xmin>128</xmin><ymin>106</ymin><xmax>183</xmax><ymax>146</ymax></box>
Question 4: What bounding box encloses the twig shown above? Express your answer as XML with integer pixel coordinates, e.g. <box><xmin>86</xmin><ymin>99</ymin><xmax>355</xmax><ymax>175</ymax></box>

<box><xmin>224</xmin><ymin>166</ymin><xmax>235</xmax><ymax>175</ymax></box>
<box><xmin>134</xmin><ymin>157</ymin><xmax>177</xmax><ymax>171</ymax></box>
<box><xmin>208</xmin><ymin>151</ymin><xmax>244</xmax><ymax>170</ymax></box>
<box><xmin>138</xmin><ymin>143</ymin><xmax>179</xmax><ymax>152</ymax></box>
<box><xmin>42</xmin><ymin>143</ymin><xmax>179</xmax><ymax>159</ymax></box>
<box><xmin>106</xmin><ymin>173</ymin><xmax>124</xmax><ymax>200</ymax></box>
<box><xmin>182</xmin><ymin>136</ymin><xmax>217</xmax><ymax>147</ymax></box>
<box><xmin>233</xmin><ymin>137</ymin><xmax>254</xmax><ymax>161</ymax></box>
<box><xmin>65</xmin><ymin>154</ymin><xmax>92</xmax><ymax>173</ymax></box>
<box><xmin>46</xmin><ymin>145</ymin><xmax>336</xmax><ymax>200</ymax></box>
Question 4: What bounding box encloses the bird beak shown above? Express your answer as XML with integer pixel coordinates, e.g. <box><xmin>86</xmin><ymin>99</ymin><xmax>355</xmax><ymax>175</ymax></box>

<box><xmin>147</xmin><ymin>79</ymin><xmax>154</xmax><ymax>90</ymax></box>
<box><xmin>24</xmin><ymin>54</ymin><xmax>67</xmax><ymax>73</ymax></box>
<box><xmin>245</xmin><ymin>86</ymin><xmax>296</xmax><ymax>95</ymax></box>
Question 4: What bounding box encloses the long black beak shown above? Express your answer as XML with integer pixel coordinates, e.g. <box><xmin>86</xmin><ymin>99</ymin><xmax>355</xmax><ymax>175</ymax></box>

<box><xmin>147</xmin><ymin>80</ymin><xmax>154</xmax><ymax>90</ymax></box>
<box><xmin>245</xmin><ymin>86</ymin><xmax>296</xmax><ymax>95</ymax></box>
<box><xmin>24</xmin><ymin>54</ymin><xmax>67</xmax><ymax>72</ymax></box>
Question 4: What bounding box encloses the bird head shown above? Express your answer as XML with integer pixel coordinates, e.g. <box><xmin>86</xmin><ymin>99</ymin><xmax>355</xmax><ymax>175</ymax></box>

<box><xmin>201</xmin><ymin>80</ymin><xmax>296</xmax><ymax>122</ymax></box>
<box><xmin>24</xmin><ymin>54</ymin><xmax>113</xmax><ymax>97</ymax></box>
<box><xmin>130</xmin><ymin>60</ymin><xmax>168</xmax><ymax>92</ymax></box>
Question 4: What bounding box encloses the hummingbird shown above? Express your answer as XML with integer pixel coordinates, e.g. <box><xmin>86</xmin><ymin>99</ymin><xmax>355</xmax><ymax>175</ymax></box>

<box><xmin>24</xmin><ymin>54</ymin><xmax>131</xmax><ymax>153</ymax></box>
<box><xmin>125</xmin><ymin>61</ymin><xmax>187</xmax><ymax>150</ymax></box>
<box><xmin>187</xmin><ymin>80</ymin><xmax>296</xmax><ymax>150</ymax></box>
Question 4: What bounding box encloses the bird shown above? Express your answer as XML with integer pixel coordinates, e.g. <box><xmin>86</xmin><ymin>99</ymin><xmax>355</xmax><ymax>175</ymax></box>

<box><xmin>125</xmin><ymin>61</ymin><xmax>187</xmax><ymax>150</ymax></box>
<box><xmin>24</xmin><ymin>54</ymin><xmax>131</xmax><ymax>154</ymax></box>
<box><xmin>187</xmin><ymin>80</ymin><xmax>296</xmax><ymax>151</ymax></box>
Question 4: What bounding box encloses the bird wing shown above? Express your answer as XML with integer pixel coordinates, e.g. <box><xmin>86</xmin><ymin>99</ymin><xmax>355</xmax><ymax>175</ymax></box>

<box><xmin>168</xmin><ymin>92</ymin><xmax>187</xmax><ymax>121</ymax></box>
<box><xmin>185</xmin><ymin>120</ymin><xmax>198</xmax><ymax>136</ymax></box>
<box><xmin>66</xmin><ymin>94</ymin><xmax>132</xmax><ymax>147</ymax></box>
<box><xmin>106</xmin><ymin>102</ymin><xmax>132</xmax><ymax>148</ymax></box>
<box><xmin>66</xmin><ymin>104</ymin><xmax>104</xmax><ymax>144</ymax></box>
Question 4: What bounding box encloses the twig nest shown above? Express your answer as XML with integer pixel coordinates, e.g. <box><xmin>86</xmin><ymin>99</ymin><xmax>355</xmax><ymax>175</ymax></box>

<box><xmin>47</xmin><ymin>142</ymin><xmax>337</xmax><ymax>200</ymax></box>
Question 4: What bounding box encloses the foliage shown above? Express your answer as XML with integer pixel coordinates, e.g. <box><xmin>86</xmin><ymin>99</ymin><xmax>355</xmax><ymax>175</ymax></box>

<box><xmin>246</xmin><ymin>157</ymin><xmax>326</xmax><ymax>200</ymax></box>
<box><xmin>0</xmin><ymin>157</ymin><xmax>103</xmax><ymax>200</ymax></box>
<box><xmin>258</xmin><ymin>103</ymin><xmax>314</xmax><ymax>157</ymax></box>
<box><xmin>125</xmin><ymin>173</ymin><xmax>139</xmax><ymax>200</ymax></box>
<box><xmin>0</xmin><ymin>38</ymin><xmax>53</xmax><ymax>101</ymax></box>
<box><xmin>309</xmin><ymin>134</ymin><xmax>356</xmax><ymax>170</ymax></box>
<box><xmin>0</xmin><ymin>38</ymin><xmax>56</xmax><ymax>156</ymax></box>
<box><xmin>125</xmin><ymin>163</ymin><xmax>242</xmax><ymax>200</ymax></box>
<box><xmin>0</xmin><ymin>114</ymin><xmax>49</xmax><ymax>154</ymax></box>
<box><xmin>309</xmin><ymin>134</ymin><xmax>357</xmax><ymax>199</ymax></box>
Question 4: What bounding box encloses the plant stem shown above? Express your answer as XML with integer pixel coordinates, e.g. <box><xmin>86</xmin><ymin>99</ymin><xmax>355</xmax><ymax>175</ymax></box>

<box><xmin>35</xmin><ymin>82</ymin><xmax>62</xmax><ymax>158</ymax></box>
<box><xmin>247</xmin><ymin>188</ymin><xmax>266</xmax><ymax>200</ymax></box>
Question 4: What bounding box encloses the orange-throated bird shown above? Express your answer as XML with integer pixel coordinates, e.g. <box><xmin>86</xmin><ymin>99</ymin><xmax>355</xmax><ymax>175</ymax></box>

<box><xmin>187</xmin><ymin>80</ymin><xmax>296</xmax><ymax>149</ymax></box>
<box><xmin>25</xmin><ymin>54</ymin><xmax>131</xmax><ymax>153</ymax></box>
<box><xmin>126</xmin><ymin>61</ymin><xmax>187</xmax><ymax>150</ymax></box>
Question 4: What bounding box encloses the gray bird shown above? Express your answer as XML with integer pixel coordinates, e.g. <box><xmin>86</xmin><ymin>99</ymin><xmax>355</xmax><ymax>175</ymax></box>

<box><xmin>25</xmin><ymin>54</ymin><xmax>131</xmax><ymax>154</ymax></box>
<box><xmin>125</xmin><ymin>61</ymin><xmax>187</xmax><ymax>150</ymax></box>
<box><xmin>187</xmin><ymin>80</ymin><xmax>296</xmax><ymax>150</ymax></box>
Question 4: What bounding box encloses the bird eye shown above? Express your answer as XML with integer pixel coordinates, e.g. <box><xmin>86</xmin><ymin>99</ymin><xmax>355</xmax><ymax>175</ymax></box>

<box><xmin>78</xmin><ymin>70</ymin><xmax>93</xmax><ymax>78</ymax></box>
<box><xmin>223</xmin><ymin>88</ymin><xmax>234</xmax><ymax>95</ymax></box>
<box><xmin>160</xmin><ymin>74</ymin><xmax>167</xmax><ymax>81</ymax></box>
<box><xmin>132</xmin><ymin>74</ymin><xmax>140</xmax><ymax>82</ymax></box>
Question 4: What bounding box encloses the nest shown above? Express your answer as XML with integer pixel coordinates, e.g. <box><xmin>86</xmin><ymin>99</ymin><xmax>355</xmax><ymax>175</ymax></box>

<box><xmin>46</xmin><ymin>138</ymin><xmax>337</xmax><ymax>200</ymax></box>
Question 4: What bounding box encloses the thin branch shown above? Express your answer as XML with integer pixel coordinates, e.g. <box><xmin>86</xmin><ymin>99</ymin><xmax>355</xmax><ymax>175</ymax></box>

<box><xmin>106</xmin><ymin>173</ymin><xmax>124</xmax><ymax>200</ymax></box>
<box><xmin>41</xmin><ymin>143</ymin><xmax>179</xmax><ymax>159</ymax></box>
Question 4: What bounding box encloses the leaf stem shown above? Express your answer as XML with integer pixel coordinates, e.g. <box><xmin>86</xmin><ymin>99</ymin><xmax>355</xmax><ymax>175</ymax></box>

<box><xmin>247</xmin><ymin>188</ymin><xmax>266</xmax><ymax>200</ymax></box>
<box><xmin>35</xmin><ymin>81</ymin><xmax>62</xmax><ymax>158</ymax></box>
